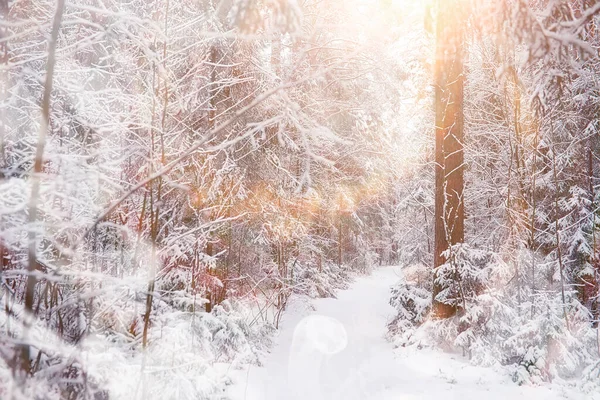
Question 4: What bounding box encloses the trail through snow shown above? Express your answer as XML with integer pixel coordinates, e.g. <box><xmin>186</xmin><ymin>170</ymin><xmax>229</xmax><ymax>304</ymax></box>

<box><xmin>227</xmin><ymin>266</ymin><xmax>591</xmax><ymax>400</ymax></box>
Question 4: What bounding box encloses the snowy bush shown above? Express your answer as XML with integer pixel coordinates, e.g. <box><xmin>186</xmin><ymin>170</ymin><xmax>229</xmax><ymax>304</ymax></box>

<box><xmin>434</xmin><ymin>244</ymin><xmax>499</xmax><ymax>310</ymax></box>
<box><xmin>349</xmin><ymin>249</ymin><xmax>379</xmax><ymax>274</ymax></box>
<box><xmin>292</xmin><ymin>261</ymin><xmax>354</xmax><ymax>299</ymax></box>
<box><xmin>0</xmin><ymin>270</ymin><xmax>275</xmax><ymax>400</ymax></box>
<box><xmin>581</xmin><ymin>359</ymin><xmax>600</xmax><ymax>394</ymax></box>
<box><xmin>387</xmin><ymin>280</ymin><xmax>431</xmax><ymax>347</ymax></box>
<box><xmin>389</xmin><ymin>244</ymin><xmax>600</xmax><ymax>386</ymax></box>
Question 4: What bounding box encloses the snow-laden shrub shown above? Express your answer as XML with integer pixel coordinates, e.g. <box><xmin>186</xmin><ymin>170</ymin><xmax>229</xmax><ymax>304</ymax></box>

<box><xmin>507</xmin><ymin>292</ymin><xmax>598</xmax><ymax>384</ymax></box>
<box><xmin>581</xmin><ymin>359</ymin><xmax>600</xmax><ymax>394</ymax></box>
<box><xmin>387</xmin><ymin>281</ymin><xmax>431</xmax><ymax>347</ymax></box>
<box><xmin>88</xmin><ymin>295</ymin><xmax>274</xmax><ymax>400</ymax></box>
<box><xmin>434</xmin><ymin>244</ymin><xmax>499</xmax><ymax>310</ymax></box>
<box><xmin>293</xmin><ymin>261</ymin><xmax>353</xmax><ymax>299</ymax></box>
<box><xmin>427</xmin><ymin>245</ymin><xmax>520</xmax><ymax>360</ymax></box>
<box><xmin>453</xmin><ymin>291</ymin><xmax>518</xmax><ymax>366</ymax></box>
<box><xmin>437</xmin><ymin>287</ymin><xmax>598</xmax><ymax>384</ymax></box>
<box><xmin>349</xmin><ymin>249</ymin><xmax>379</xmax><ymax>274</ymax></box>
<box><xmin>510</xmin><ymin>346</ymin><xmax>547</xmax><ymax>385</ymax></box>
<box><xmin>208</xmin><ymin>300</ymin><xmax>269</xmax><ymax>363</ymax></box>
<box><xmin>389</xmin><ymin>244</ymin><xmax>600</xmax><ymax>385</ymax></box>
<box><xmin>0</xmin><ymin>299</ymin><xmax>109</xmax><ymax>400</ymax></box>
<box><xmin>1</xmin><ymin>271</ymin><xmax>273</xmax><ymax>400</ymax></box>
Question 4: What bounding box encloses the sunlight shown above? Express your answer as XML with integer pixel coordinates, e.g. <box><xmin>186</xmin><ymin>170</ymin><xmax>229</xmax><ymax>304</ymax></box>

<box><xmin>3</xmin><ymin>0</ymin><xmax>599</xmax><ymax>398</ymax></box>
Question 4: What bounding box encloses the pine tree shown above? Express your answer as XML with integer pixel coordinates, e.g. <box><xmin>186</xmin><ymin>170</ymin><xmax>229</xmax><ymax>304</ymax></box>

<box><xmin>433</xmin><ymin>0</ymin><xmax>466</xmax><ymax>318</ymax></box>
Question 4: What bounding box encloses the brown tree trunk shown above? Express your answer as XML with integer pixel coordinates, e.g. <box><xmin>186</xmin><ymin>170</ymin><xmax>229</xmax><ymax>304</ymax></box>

<box><xmin>142</xmin><ymin>0</ymin><xmax>169</xmax><ymax>347</ymax></box>
<box><xmin>433</xmin><ymin>0</ymin><xmax>465</xmax><ymax>319</ymax></box>
<box><xmin>205</xmin><ymin>240</ymin><xmax>213</xmax><ymax>313</ymax></box>
<box><xmin>588</xmin><ymin>134</ymin><xmax>599</xmax><ymax>327</ymax></box>
<box><xmin>338</xmin><ymin>217</ymin><xmax>343</xmax><ymax>268</ymax></box>
<box><xmin>22</xmin><ymin>0</ymin><xmax>66</xmax><ymax>372</ymax></box>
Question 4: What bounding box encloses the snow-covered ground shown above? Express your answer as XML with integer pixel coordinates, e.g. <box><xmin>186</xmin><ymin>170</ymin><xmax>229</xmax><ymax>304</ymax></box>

<box><xmin>226</xmin><ymin>266</ymin><xmax>596</xmax><ymax>400</ymax></box>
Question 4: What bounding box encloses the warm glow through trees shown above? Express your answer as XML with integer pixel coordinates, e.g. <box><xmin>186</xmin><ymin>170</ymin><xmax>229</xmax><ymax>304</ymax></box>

<box><xmin>1</xmin><ymin>0</ymin><xmax>600</xmax><ymax>399</ymax></box>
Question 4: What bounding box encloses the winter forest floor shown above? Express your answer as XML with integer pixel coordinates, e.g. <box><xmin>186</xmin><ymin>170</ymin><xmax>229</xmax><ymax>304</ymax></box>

<box><xmin>225</xmin><ymin>266</ymin><xmax>597</xmax><ymax>400</ymax></box>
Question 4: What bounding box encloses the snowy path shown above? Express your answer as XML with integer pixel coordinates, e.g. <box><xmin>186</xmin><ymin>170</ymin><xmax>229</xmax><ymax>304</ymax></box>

<box><xmin>227</xmin><ymin>266</ymin><xmax>588</xmax><ymax>400</ymax></box>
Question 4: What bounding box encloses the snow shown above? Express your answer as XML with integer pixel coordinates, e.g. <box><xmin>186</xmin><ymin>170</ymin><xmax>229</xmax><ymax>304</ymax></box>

<box><xmin>227</xmin><ymin>266</ymin><xmax>597</xmax><ymax>400</ymax></box>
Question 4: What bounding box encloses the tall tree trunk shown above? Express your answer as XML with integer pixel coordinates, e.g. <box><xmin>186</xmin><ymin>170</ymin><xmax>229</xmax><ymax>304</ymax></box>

<box><xmin>589</xmin><ymin>135</ymin><xmax>599</xmax><ymax>327</ymax></box>
<box><xmin>142</xmin><ymin>0</ymin><xmax>169</xmax><ymax>348</ymax></box>
<box><xmin>205</xmin><ymin>240</ymin><xmax>213</xmax><ymax>313</ymax></box>
<box><xmin>338</xmin><ymin>216</ymin><xmax>343</xmax><ymax>268</ymax></box>
<box><xmin>203</xmin><ymin>39</ymin><xmax>219</xmax><ymax>314</ymax></box>
<box><xmin>552</xmin><ymin>147</ymin><xmax>569</xmax><ymax>331</ymax></box>
<box><xmin>433</xmin><ymin>0</ymin><xmax>465</xmax><ymax>319</ymax></box>
<box><xmin>22</xmin><ymin>0</ymin><xmax>65</xmax><ymax>372</ymax></box>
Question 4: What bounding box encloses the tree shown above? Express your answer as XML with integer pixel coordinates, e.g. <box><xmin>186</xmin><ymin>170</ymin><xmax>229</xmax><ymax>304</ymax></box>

<box><xmin>432</xmin><ymin>0</ymin><xmax>466</xmax><ymax>318</ymax></box>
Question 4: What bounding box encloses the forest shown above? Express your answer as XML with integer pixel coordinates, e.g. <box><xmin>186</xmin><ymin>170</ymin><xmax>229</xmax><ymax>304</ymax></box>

<box><xmin>0</xmin><ymin>0</ymin><xmax>599</xmax><ymax>399</ymax></box>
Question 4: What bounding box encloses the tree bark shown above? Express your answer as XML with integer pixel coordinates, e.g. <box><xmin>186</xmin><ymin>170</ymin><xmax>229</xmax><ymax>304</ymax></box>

<box><xmin>433</xmin><ymin>0</ymin><xmax>465</xmax><ymax>319</ymax></box>
<box><xmin>22</xmin><ymin>0</ymin><xmax>65</xmax><ymax>372</ymax></box>
<box><xmin>205</xmin><ymin>240</ymin><xmax>213</xmax><ymax>313</ymax></box>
